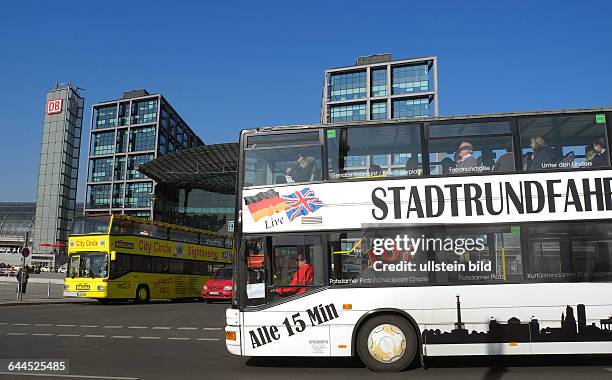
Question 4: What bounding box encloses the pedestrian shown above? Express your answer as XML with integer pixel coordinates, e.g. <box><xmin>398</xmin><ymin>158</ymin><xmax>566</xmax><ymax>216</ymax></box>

<box><xmin>16</xmin><ymin>266</ymin><xmax>29</xmax><ymax>294</ymax></box>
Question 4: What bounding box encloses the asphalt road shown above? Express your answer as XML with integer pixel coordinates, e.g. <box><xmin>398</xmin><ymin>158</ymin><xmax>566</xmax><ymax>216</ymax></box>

<box><xmin>0</xmin><ymin>301</ymin><xmax>610</xmax><ymax>380</ymax></box>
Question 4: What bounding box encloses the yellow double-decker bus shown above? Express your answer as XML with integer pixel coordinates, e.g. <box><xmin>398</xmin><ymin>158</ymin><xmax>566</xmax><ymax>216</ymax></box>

<box><xmin>64</xmin><ymin>214</ymin><xmax>233</xmax><ymax>303</ymax></box>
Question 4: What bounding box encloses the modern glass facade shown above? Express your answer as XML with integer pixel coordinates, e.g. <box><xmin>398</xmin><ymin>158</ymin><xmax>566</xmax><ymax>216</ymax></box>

<box><xmin>32</xmin><ymin>84</ymin><xmax>84</xmax><ymax>266</ymax></box>
<box><xmin>322</xmin><ymin>55</ymin><xmax>438</xmax><ymax>123</ymax></box>
<box><xmin>84</xmin><ymin>90</ymin><xmax>203</xmax><ymax>219</ymax></box>
<box><xmin>329</xmin><ymin>103</ymin><xmax>366</xmax><ymax>123</ymax></box>
<box><xmin>154</xmin><ymin>185</ymin><xmax>235</xmax><ymax>233</ymax></box>
<box><xmin>329</xmin><ymin>71</ymin><xmax>366</xmax><ymax>101</ymax></box>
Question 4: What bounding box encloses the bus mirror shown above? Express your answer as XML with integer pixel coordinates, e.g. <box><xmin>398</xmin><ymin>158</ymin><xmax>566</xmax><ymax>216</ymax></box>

<box><xmin>110</xmin><ymin>251</ymin><xmax>117</xmax><ymax>261</ymax></box>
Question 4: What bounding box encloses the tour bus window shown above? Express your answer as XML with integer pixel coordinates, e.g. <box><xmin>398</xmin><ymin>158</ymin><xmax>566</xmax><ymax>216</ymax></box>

<box><xmin>270</xmin><ymin>235</ymin><xmax>324</xmax><ymax>298</ymax></box>
<box><xmin>109</xmin><ymin>253</ymin><xmax>131</xmax><ymax>279</ymax></box>
<box><xmin>429</xmin><ymin>121</ymin><xmax>511</xmax><ymax>138</ymax></box>
<box><xmin>519</xmin><ymin>114</ymin><xmax>610</xmax><ymax>171</ymax></box>
<box><xmin>327</xmin><ymin>124</ymin><xmax>422</xmax><ymax>180</ymax></box>
<box><xmin>134</xmin><ymin>222</ymin><xmax>168</xmax><ymax>240</ymax></box>
<box><xmin>110</xmin><ymin>218</ymin><xmax>133</xmax><ymax>235</ymax></box>
<box><xmin>131</xmin><ymin>255</ymin><xmax>151</xmax><ymax>272</ymax></box>
<box><xmin>244</xmin><ymin>238</ymin><xmax>266</xmax><ymax>306</ymax></box>
<box><xmin>428</xmin><ymin>225</ymin><xmax>523</xmax><ymax>285</ymax></box>
<box><xmin>525</xmin><ymin>221</ymin><xmax>612</xmax><ymax>281</ymax></box>
<box><xmin>329</xmin><ymin>229</ymin><xmax>429</xmax><ymax>286</ymax></box>
<box><xmin>428</xmin><ymin>136</ymin><xmax>514</xmax><ymax>175</ymax></box>
<box><xmin>244</xmin><ymin>132</ymin><xmax>322</xmax><ymax>187</ymax></box>
<box><xmin>169</xmin><ymin>228</ymin><xmax>198</xmax><ymax>244</ymax></box>
<box><xmin>168</xmin><ymin>259</ymin><xmax>183</xmax><ymax>274</ymax></box>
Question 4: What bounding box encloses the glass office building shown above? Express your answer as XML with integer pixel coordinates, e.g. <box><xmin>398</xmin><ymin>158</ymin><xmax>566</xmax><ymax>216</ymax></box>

<box><xmin>138</xmin><ymin>143</ymin><xmax>238</xmax><ymax>234</ymax></box>
<box><xmin>321</xmin><ymin>54</ymin><xmax>438</xmax><ymax>123</ymax></box>
<box><xmin>32</xmin><ymin>84</ymin><xmax>84</xmax><ymax>266</ymax></box>
<box><xmin>84</xmin><ymin>89</ymin><xmax>203</xmax><ymax>219</ymax></box>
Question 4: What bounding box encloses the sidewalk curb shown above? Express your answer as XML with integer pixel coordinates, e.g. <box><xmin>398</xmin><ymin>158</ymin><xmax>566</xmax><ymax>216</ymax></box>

<box><xmin>0</xmin><ymin>299</ymin><xmax>92</xmax><ymax>306</ymax></box>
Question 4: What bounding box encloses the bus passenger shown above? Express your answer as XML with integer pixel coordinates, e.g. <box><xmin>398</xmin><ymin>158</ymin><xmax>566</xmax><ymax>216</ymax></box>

<box><xmin>591</xmin><ymin>137</ymin><xmax>609</xmax><ymax>167</ymax></box>
<box><xmin>440</xmin><ymin>157</ymin><xmax>455</xmax><ymax>174</ymax></box>
<box><xmin>493</xmin><ymin>143</ymin><xmax>514</xmax><ymax>172</ymax></box>
<box><xmin>368</xmin><ymin>164</ymin><xmax>383</xmax><ymax>176</ymax></box>
<box><xmin>530</xmin><ymin>136</ymin><xmax>562</xmax><ymax>170</ymax></box>
<box><xmin>275</xmin><ymin>254</ymin><xmax>313</xmax><ymax>296</ymax></box>
<box><xmin>456</xmin><ymin>142</ymin><xmax>478</xmax><ymax>171</ymax></box>
<box><xmin>289</xmin><ymin>153</ymin><xmax>315</xmax><ymax>182</ymax></box>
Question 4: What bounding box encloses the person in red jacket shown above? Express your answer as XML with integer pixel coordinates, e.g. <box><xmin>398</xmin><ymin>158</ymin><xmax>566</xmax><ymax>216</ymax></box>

<box><xmin>275</xmin><ymin>254</ymin><xmax>314</xmax><ymax>295</ymax></box>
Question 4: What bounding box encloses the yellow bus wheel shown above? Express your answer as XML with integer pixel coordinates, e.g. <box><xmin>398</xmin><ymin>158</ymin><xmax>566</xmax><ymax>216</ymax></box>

<box><xmin>134</xmin><ymin>285</ymin><xmax>150</xmax><ymax>304</ymax></box>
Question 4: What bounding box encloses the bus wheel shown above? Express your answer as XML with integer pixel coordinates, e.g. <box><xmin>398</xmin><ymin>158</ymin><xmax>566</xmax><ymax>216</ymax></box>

<box><xmin>134</xmin><ymin>285</ymin><xmax>150</xmax><ymax>304</ymax></box>
<box><xmin>356</xmin><ymin>315</ymin><xmax>418</xmax><ymax>372</ymax></box>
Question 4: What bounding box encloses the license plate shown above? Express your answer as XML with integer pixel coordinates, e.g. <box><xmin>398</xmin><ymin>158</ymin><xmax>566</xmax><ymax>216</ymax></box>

<box><xmin>76</xmin><ymin>285</ymin><xmax>90</xmax><ymax>290</ymax></box>
<box><xmin>209</xmin><ymin>291</ymin><xmax>219</xmax><ymax>295</ymax></box>
<box><xmin>64</xmin><ymin>291</ymin><xmax>86</xmax><ymax>297</ymax></box>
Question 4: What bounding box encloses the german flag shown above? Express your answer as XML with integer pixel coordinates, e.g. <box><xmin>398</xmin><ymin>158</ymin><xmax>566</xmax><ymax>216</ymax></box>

<box><xmin>244</xmin><ymin>190</ymin><xmax>289</xmax><ymax>222</ymax></box>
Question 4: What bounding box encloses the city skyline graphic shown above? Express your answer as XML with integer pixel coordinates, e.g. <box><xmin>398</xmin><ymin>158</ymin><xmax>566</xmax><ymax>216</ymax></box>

<box><xmin>423</xmin><ymin>295</ymin><xmax>612</xmax><ymax>344</ymax></box>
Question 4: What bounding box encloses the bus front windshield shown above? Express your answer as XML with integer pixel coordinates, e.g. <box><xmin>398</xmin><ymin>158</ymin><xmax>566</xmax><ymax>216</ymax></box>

<box><xmin>69</xmin><ymin>253</ymin><xmax>108</xmax><ymax>279</ymax></box>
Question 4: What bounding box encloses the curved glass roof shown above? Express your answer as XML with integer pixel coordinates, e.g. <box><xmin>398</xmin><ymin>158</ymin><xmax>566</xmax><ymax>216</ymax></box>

<box><xmin>0</xmin><ymin>202</ymin><xmax>36</xmax><ymax>236</ymax></box>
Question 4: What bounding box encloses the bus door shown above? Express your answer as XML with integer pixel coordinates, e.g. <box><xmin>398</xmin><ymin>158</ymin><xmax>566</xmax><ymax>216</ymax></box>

<box><xmin>69</xmin><ymin>254</ymin><xmax>80</xmax><ymax>278</ymax></box>
<box><xmin>241</xmin><ymin>235</ymin><xmax>331</xmax><ymax>356</ymax></box>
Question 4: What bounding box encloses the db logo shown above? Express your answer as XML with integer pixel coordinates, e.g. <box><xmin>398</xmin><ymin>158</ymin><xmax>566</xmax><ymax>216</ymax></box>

<box><xmin>46</xmin><ymin>99</ymin><xmax>63</xmax><ymax>115</ymax></box>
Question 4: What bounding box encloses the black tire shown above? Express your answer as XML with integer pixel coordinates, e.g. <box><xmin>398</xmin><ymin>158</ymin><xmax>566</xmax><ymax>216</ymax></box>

<box><xmin>356</xmin><ymin>315</ymin><xmax>419</xmax><ymax>372</ymax></box>
<box><xmin>134</xmin><ymin>285</ymin><xmax>150</xmax><ymax>304</ymax></box>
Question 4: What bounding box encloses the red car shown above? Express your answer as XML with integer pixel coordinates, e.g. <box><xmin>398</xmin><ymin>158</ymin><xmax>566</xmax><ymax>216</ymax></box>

<box><xmin>202</xmin><ymin>267</ymin><xmax>233</xmax><ymax>302</ymax></box>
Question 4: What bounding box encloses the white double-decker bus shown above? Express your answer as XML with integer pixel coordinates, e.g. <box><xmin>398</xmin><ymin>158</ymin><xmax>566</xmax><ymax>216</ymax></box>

<box><xmin>225</xmin><ymin>108</ymin><xmax>612</xmax><ymax>371</ymax></box>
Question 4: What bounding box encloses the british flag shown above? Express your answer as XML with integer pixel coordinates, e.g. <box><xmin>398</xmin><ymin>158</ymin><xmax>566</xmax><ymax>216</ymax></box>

<box><xmin>281</xmin><ymin>187</ymin><xmax>325</xmax><ymax>222</ymax></box>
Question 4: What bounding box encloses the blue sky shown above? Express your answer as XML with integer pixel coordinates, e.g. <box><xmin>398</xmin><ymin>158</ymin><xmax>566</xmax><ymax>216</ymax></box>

<box><xmin>1</xmin><ymin>1</ymin><xmax>611</xmax><ymax>201</ymax></box>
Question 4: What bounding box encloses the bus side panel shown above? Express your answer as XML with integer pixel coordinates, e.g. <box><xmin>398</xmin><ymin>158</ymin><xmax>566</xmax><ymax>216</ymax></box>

<box><xmin>241</xmin><ymin>283</ymin><xmax>612</xmax><ymax>357</ymax></box>
<box><xmin>423</xmin><ymin>282</ymin><xmax>612</xmax><ymax>356</ymax></box>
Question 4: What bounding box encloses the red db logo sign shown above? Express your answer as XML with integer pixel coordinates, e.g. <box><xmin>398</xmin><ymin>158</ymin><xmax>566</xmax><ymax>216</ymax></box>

<box><xmin>46</xmin><ymin>99</ymin><xmax>63</xmax><ymax>115</ymax></box>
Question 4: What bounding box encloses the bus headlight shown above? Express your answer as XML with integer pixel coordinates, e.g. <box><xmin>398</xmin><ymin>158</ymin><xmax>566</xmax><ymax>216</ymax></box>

<box><xmin>64</xmin><ymin>285</ymin><xmax>69</xmax><ymax>290</ymax></box>
<box><xmin>97</xmin><ymin>285</ymin><xmax>104</xmax><ymax>291</ymax></box>
<box><xmin>203</xmin><ymin>285</ymin><xmax>208</xmax><ymax>290</ymax></box>
<box><xmin>223</xmin><ymin>286</ymin><xmax>232</xmax><ymax>291</ymax></box>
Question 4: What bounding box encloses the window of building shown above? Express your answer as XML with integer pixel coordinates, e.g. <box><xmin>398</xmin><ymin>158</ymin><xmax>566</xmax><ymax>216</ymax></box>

<box><xmin>131</xmin><ymin>99</ymin><xmax>158</xmax><ymax>125</ymax></box>
<box><xmin>329</xmin><ymin>71</ymin><xmax>366</xmax><ymax>101</ymax></box>
<box><xmin>392</xmin><ymin>64</ymin><xmax>430</xmax><ymax>95</ymax></box>
<box><xmin>112</xmin><ymin>183</ymin><xmax>124</xmax><ymax>208</ymax></box>
<box><xmin>327</xmin><ymin>124</ymin><xmax>422</xmax><ymax>180</ymax></box>
<box><xmin>91</xmin><ymin>131</ymin><xmax>115</xmax><ymax>155</ymax></box>
<box><xmin>244</xmin><ymin>131</ymin><xmax>322</xmax><ymax>187</ymax></box>
<box><xmin>428</xmin><ymin>121</ymin><xmax>514</xmax><ymax>175</ymax></box>
<box><xmin>519</xmin><ymin>114</ymin><xmax>609</xmax><ymax>171</ymax></box>
<box><xmin>159</xmin><ymin>133</ymin><xmax>167</xmax><ymax>155</ymax></box>
<box><xmin>89</xmin><ymin>158</ymin><xmax>113</xmax><ymax>182</ymax></box>
<box><xmin>371</xmin><ymin>101</ymin><xmax>387</xmax><ymax>120</ymax></box>
<box><xmin>118</xmin><ymin>102</ymin><xmax>130</xmax><ymax>126</ymax></box>
<box><xmin>124</xmin><ymin>210</ymin><xmax>151</xmax><ymax>218</ymax></box>
<box><xmin>329</xmin><ymin>103</ymin><xmax>366</xmax><ymax>123</ymax></box>
<box><xmin>371</xmin><ymin>67</ymin><xmax>387</xmax><ymax>97</ymax></box>
<box><xmin>392</xmin><ymin>98</ymin><xmax>431</xmax><ymax>119</ymax></box>
<box><xmin>87</xmin><ymin>184</ymin><xmax>111</xmax><ymax>209</ymax></box>
<box><xmin>113</xmin><ymin>156</ymin><xmax>126</xmax><ymax>180</ymax></box>
<box><xmin>125</xmin><ymin>182</ymin><xmax>152</xmax><ymax>208</ymax></box>
<box><xmin>116</xmin><ymin>129</ymin><xmax>128</xmax><ymax>153</ymax></box>
<box><xmin>129</xmin><ymin>127</ymin><xmax>156</xmax><ymax>152</ymax></box>
<box><xmin>127</xmin><ymin>154</ymin><xmax>154</xmax><ymax>180</ymax></box>
<box><xmin>94</xmin><ymin>105</ymin><xmax>117</xmax><ymax>129</ymax></box>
